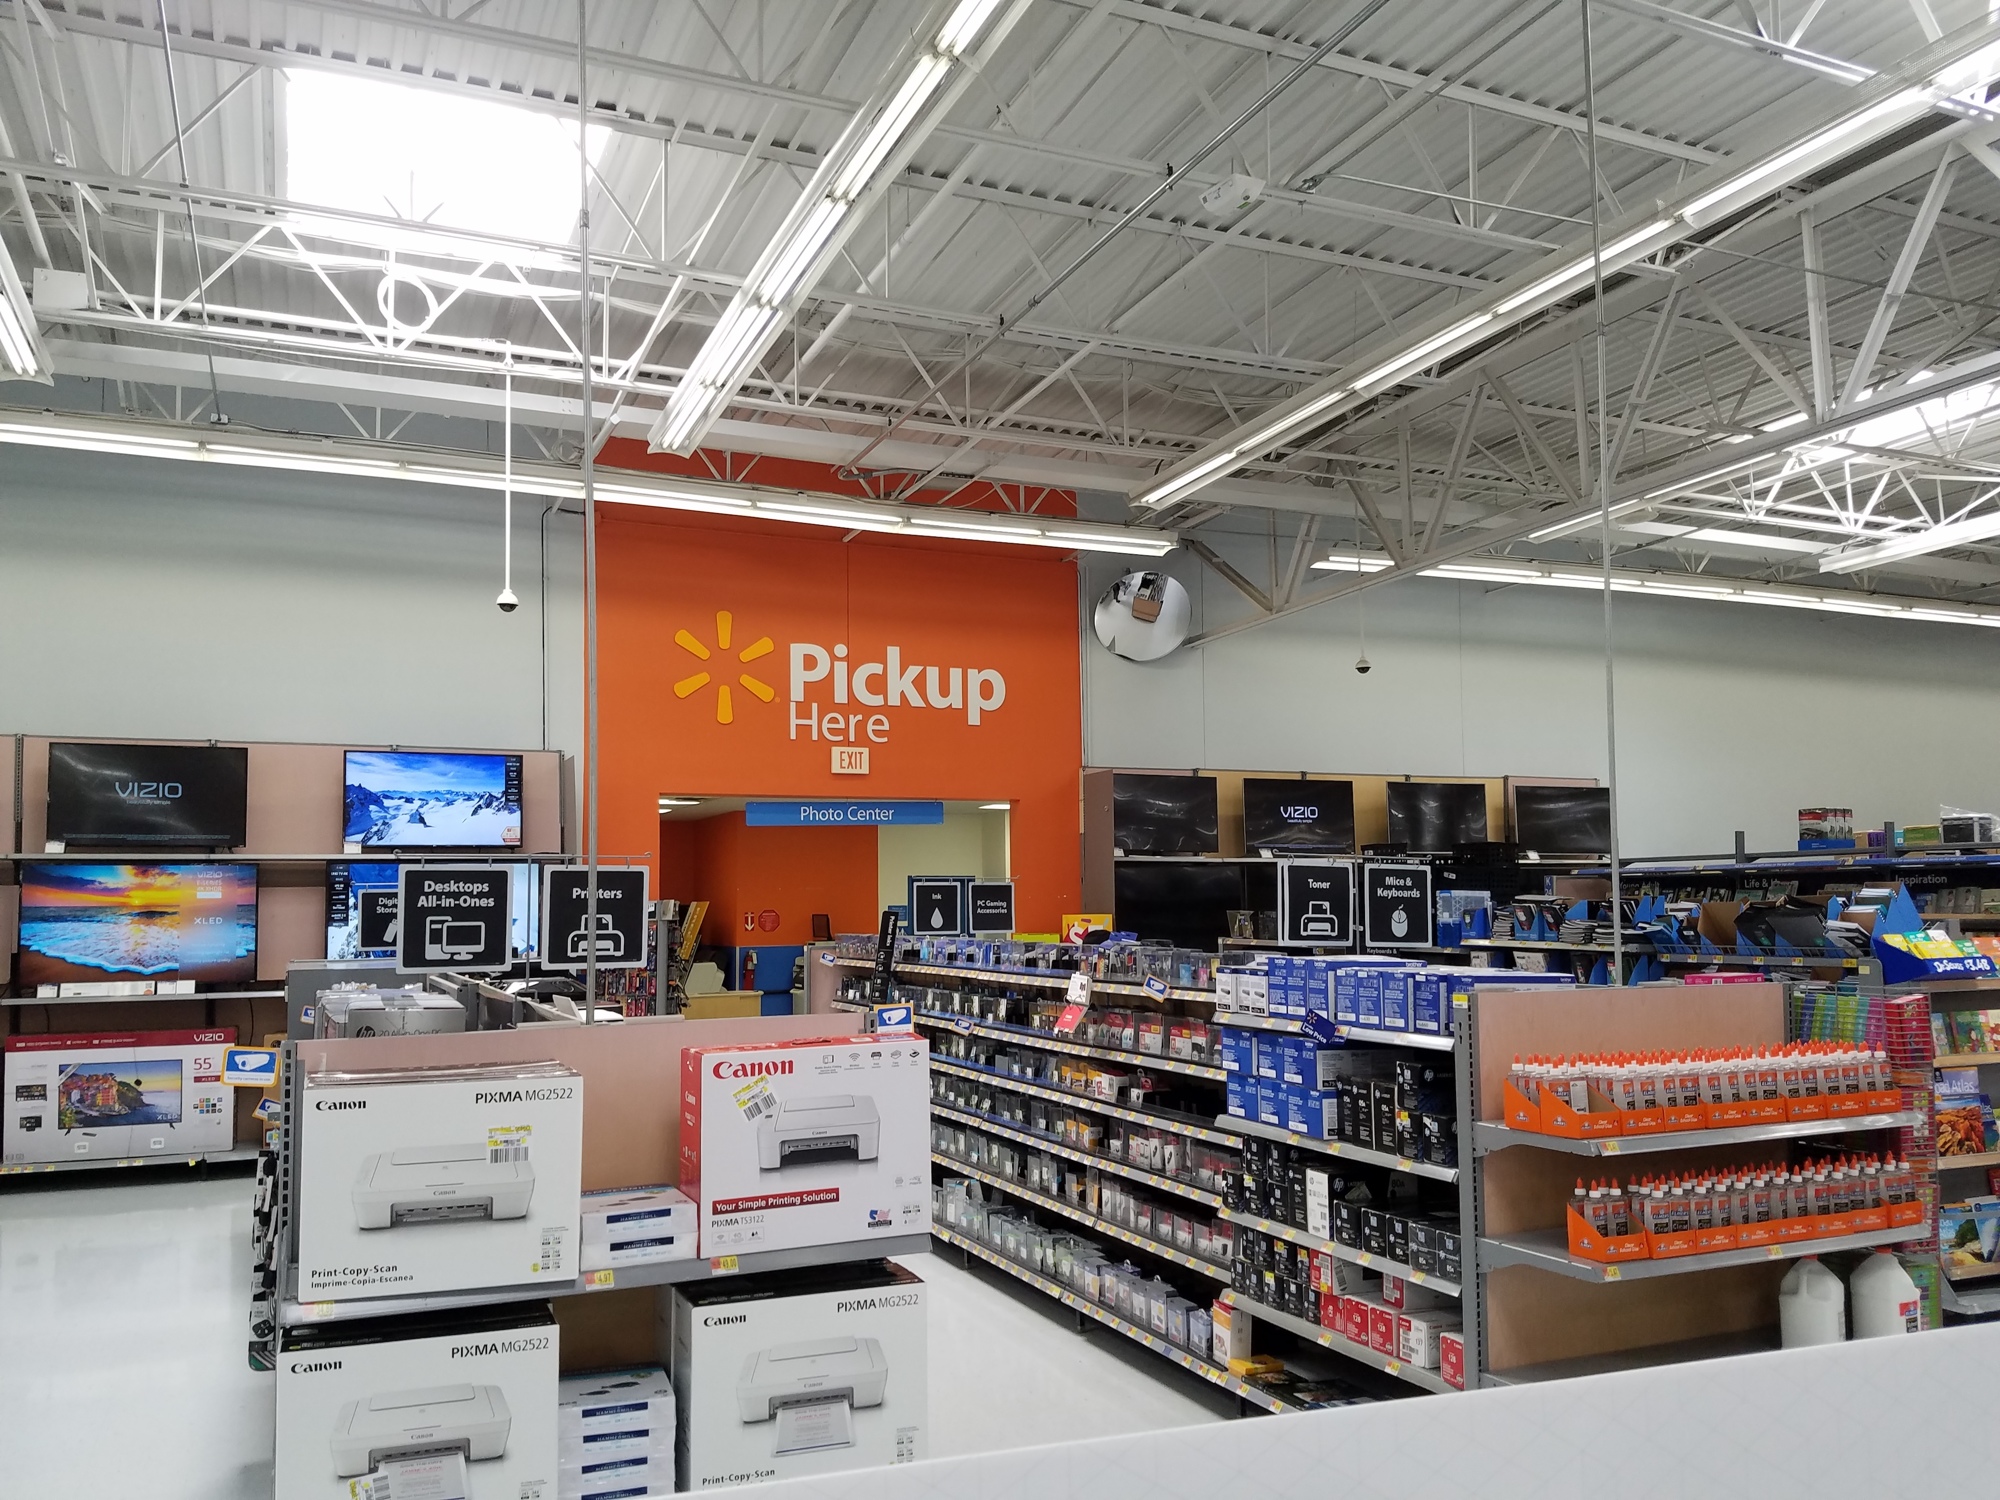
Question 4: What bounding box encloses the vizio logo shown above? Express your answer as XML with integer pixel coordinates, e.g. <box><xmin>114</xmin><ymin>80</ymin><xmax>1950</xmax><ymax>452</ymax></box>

<box><xmin>116</xmin><ymin>781</ymin><xmax>182</xmax><ymax>802</ymax></box>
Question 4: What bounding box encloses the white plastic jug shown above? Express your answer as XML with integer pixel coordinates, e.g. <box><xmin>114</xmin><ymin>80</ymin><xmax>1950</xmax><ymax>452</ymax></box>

<box><xmin>1779</xmin><ymin>1255</ymin><xmax>1845</xmax><ymax>1347</ymax></box>
<box><xmin>1850</xmin><ymin>1250</ymin><xmax>1922</xmax><ymax>1338</ymax></box>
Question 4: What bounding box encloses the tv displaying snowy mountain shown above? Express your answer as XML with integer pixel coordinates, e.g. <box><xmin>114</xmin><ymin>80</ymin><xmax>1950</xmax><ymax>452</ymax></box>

<box><xmin>343</xmin><ymin>751</ymin><xmax>523</xmax><ymax>849</ymax></box>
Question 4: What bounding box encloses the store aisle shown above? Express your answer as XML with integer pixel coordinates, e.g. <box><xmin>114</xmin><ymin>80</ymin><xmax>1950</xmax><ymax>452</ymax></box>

<box><xmin>0</xmin><ymin>1173</ymin><xmax>274</xmax><ymax>1499</ymax></box>
<box><xmin>896</xmin><ymin>1248</ymin><xmax>1231</xmax><ymax>1454</ymax></box>
<box><xmin>0</xmin><ymin>1178</ymin><xmax>1222</xmax><ymax>1497</ymax></box>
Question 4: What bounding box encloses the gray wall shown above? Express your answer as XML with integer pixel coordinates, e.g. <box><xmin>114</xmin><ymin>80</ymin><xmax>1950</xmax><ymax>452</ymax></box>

<box><xmin>1081</xmin><ymin>537</ymin><xmax>2000</xmax><ymax>857</ymax></box>
<box><xmin>0</xmin><ymin>444</ymin><xmax>583</xmax><ymax>760</ymax></box>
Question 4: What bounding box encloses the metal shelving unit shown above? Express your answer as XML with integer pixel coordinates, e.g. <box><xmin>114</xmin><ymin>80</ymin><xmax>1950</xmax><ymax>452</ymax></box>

<box><xmin>832</xmin><ymin>954</ymin><xmax>1216</xmax><ymax>1004</ymax></box>
<box><xmin>932</xmin><ymin>1225</ymin><xmax>1293</xmax><ymax>1413</ymax></box>
<box><xmin>1212</xmin><ymin>1011</ymin><xmax>1455</xmax><ymax>1051</ymax></box>
<box><xmin>1218</xmin><ymin>1208</ymin><xmax>1462</xmax><ymax>1296</ymax></box>
<box><xmin>0</xmin><ymin>1144</ymin><xmax>262</xmax><ymax>1177</ymax></box>
<box><xmin>1220</xmin><ymin>1113</ymin><xmax>1459</xmax><ymax>1184</ymax></box>
<box><xmin>1217</xmin><ymin>1290</ymin><xmax>1457</xmax><ymax>1395</ymax></box>
<box><xmin>1476</xmin><ymin>1224</ymin><xmax>1928</xmax><ymax>1282</ymax></box>
<box><xmin>930</xmin><ymin>1100</ymin><xmax>1226</xmax><ymax>1207</ymax></box>
<box><xmin>932</xmin><ymin>1152</ymin><xmax>1232</xmax><ymax>1281</ymax></box>
<box><xmin>915</xmin><ymin>1010</ymin><xmax>1225</xmax><ymax>1080</ymax></box>
<box><xmin>1471</xmin><ymin>1112</ymin><xmax>1922</xmax><ymax>1158</ymax></box>
<box><xmin>930</xmin><ymin>1056</ymin><xmax>1240</xmax><ymax>1145</ymax></box>
<box><xmin>1937</xmin><ymin>1150</ymin><xmax>2000</xmax><ymax>1172</ymax></box>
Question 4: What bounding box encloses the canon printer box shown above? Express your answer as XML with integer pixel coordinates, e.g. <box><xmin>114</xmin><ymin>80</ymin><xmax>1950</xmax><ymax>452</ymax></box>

<box><xmin>298</xmin><ymin>1063</ymin><xmax>583</xmax><ymax>1300</ymax></box>
<box><xmin>276</xmin><ymin>1302</ymin><xmax>557</xmax><ymax>1500</ymax></box>
<box><xmin>664</xmin><ymin>1260</ymin><xmax>926</xmax><ymax>1489</ymax></box>
<box><xmin>3</xmin><ymin>1028</ymin><xmax>235</xmax><ymax>1166</ymax></box>
<box><xmin>680</xmin><ymin>1035</ymin><xmax>929</xmax><ymax>1257</ymax></box>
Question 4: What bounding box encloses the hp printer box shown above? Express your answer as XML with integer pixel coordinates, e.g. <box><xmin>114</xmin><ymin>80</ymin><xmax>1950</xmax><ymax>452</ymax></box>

<box><xmin>680</xmin><ymin>1035</ymin><xmax>930</xmax><ymax>1257</ymax></box>
<box><xmin>3</xmin><ymin>1028</ymin><xmax>235</xmax><ymax>1166</ymax></box>
<box><xmin>276</xmin><ymin>1302</ymin><xmax>557</xmax><ymax>1500</ymax></box>
<box><xmin>298</xmin><ymin>1066</ymin><xmax>583</xmax><ymax>1300</ymax></box>
<box><xmin>665</xmin><ymin>1260</ymin><xmax>926</xmax><ymax>1489</ymax></box>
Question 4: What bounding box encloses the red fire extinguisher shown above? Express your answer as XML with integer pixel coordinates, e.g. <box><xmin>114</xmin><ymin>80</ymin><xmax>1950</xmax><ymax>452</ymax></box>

<box><xmin>741</xmin><ymin>949</ymin><xmax>757</xmax><ymax>991</ymax></box>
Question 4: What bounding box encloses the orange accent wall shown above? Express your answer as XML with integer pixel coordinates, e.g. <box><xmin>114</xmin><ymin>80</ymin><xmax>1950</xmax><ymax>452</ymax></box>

<box><xmin>598</xmin><ymin>508</ymin><xmax>1082</xmax><ymax>931</ymax></box>
<box><xmin>658</xmin><ymin>813</ymin><xmax>878</xmax><ymax>947</ymax></box>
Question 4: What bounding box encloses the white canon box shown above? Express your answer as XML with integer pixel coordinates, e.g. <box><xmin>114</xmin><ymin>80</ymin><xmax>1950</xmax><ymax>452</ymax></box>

<box><xmin>276</xmin><ymin>1303</ymin><xmax>557</xmax><ymax>1499</ymax></box>
<box><xmin>298</xmin><ymin>1063</ymin><xmax>583</xmax><ymax>1300</ymax></box>
<box><xmin>680</xmin><ymin>1035</ymin><xmax>929</xmax><ymax>1257</ymax></box>
<box><xmin>665</xmin><ymin>1260</ymin><xmax>926</xmax><ymax>1488</ymax></box>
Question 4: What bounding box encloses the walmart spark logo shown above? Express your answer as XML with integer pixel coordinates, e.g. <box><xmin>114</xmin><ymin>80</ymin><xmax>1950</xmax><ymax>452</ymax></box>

<box><xmin>675</xmin><ymin>611</ymin><xmax>776</xmax><ymax>724</ymax></box>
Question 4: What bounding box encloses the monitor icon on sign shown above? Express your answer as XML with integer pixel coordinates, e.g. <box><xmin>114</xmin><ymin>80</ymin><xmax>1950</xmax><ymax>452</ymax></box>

<box><xmin>424</xmin><ymin>916</ymin><xmax>486</xmax><ymax>962</ymax></box>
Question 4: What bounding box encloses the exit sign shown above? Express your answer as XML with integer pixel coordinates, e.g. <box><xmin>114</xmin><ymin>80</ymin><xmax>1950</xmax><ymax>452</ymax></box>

<box><xmin>832</xmin><ymin>747</ymin><xmax>870</xmax><ymax>775</ymax></box>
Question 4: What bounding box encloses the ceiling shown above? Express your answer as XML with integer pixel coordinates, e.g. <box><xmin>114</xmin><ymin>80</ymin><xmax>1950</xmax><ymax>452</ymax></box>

<box><xmin>7</xmin><ymin>0</ymin><xmax>2000</xmax><ymax>632</ymax></box>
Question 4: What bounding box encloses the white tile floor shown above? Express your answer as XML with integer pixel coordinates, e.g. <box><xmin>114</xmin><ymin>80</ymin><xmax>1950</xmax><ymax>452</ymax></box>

<box><xmin>0</xmin><ymin>1174</ymin><xmax>1224</xmax><ymax>1497</ymax></box>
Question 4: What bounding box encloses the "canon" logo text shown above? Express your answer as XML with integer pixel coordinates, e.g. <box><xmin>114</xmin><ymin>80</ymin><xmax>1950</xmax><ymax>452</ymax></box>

<box><xmin>712</xmin><ymin>1059</ymin><xmax>793</xmax><ymax>1080</ymax></box>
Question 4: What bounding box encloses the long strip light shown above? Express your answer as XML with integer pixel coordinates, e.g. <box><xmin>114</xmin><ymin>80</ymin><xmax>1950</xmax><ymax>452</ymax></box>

<box><xmin>649</xmin><ymin>0</ymin><xmax>1022</xmax><ymax>456</ymax></box>
<box><xmin>0</xmin><ymin>409</ymin><xmax>1177</xmax><ymax>556</ymax></box>
<box><xmin>1134</xmin><ymin>30</ymin><xmax>2000</xmax><ymax>510</ymax></box>
<box><xmin>0</xmin><ymin>249</ymin><xmax>52</xmax><ymax>383</ymax></box>
<box><xmin>1417</xmin><ymin>557</ymin><xmax>2000</xmax><ymax>628</ymax></box>
<box><xmin>1311</xmin><ymin>549</ymin><xmax>1395</xmax><ymax>573</ymax></box>
<box><xmin>1818</xmin><ymin>511</ymin><xmax>2000</xmax><ymax>575</ymax></box>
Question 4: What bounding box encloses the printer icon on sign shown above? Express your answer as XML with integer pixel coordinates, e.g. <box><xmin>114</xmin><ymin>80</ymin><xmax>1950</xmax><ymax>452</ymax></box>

<box><xmin>1299</xmin><ymin>900</ymin><xmax>1341</xmax><ymax>938</ymax></box>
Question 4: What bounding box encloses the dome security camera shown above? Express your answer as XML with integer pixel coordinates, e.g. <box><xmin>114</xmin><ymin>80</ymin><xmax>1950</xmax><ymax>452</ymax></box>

<box><xmin>495</xmin><ymin>587</ymin><xmax>520</xmax><ymax>613</ymax></box>
<box><xmin>1354</xmin><ymin>655</ymin><xmax>1371</xmax><ymax>675</ymax></box>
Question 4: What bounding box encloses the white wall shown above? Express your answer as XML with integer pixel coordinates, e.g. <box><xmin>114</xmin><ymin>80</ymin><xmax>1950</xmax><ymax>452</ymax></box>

<box><xmin>0</xmin><ymin>443</ymin><xmax>583</xmax><ymax>760</ymax></box>
<box><xmin>878</xmin><ymin>806</ymin><xmax>1010</xmax><ymax>912</ymax></box>
<box><xmin>1080</xmin><ymin>539</ymin><xmax>2000</xmax><ymax>856</ymax></box>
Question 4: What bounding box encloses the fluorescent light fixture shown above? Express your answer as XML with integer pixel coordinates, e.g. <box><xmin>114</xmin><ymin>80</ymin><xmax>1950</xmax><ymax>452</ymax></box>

<box><xmin>1819</xmin><ymin>512</ymin><xmax>2000</xmax><ymax>574</ymax></box>
<box><xmin>1126</xmin><ymin>36</ymin><xmax>2000</xmax><ymax>516</ymax></box>
<box><xmin>0</xmin><ymin>409</ymin><xmax>1177</xmax><ymax>555</ymax></box>
<box><xmin>284</xmin><ymin>71</ymin><xmax>610</xmax><ymax>246</ymax></box>
<box><xmin>658</xmin><ymin>797</ymin><xmax>704</xmax><ymax>808</ymax></box>
<box><xmin>1311</xmin><ymin>549</ymin><xmax>1394</xmax><ymax>573</ymax></box>
<box><xmin>0</xmin><ymin>248</ymin><xmax>51</xmax><ymax>383</ymax></box>
<box><xmin>1410</xmin><ymin>554</ymin><xmax>2000</xmax><ymax>628</ymax></box>
<box><xmin>649</xmin><ymin>0</ymin><xmax>1025</xmax><ymax>456</ymax></box>
<box><xmin>1491</xmin><ymin>219</ymin><xmax>1674</xmax><ymax>317</ymax></box>
<box><xmin>978</xmin><ymin>802</ymin><xmax>1011</xmax><ymax>811</ymax></box>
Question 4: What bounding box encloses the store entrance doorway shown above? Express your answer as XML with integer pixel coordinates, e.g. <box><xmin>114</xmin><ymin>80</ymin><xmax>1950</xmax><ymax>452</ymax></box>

<box><xmin>656</xmin><ymin>797</ymin><xmax>1011</xmax><ymax>1014</ymax></box>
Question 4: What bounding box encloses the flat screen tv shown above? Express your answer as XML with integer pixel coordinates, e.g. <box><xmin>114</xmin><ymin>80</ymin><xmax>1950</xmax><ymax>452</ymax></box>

<box><xmin>344</xmin><ymin>751</ymin><xmax>522</xmax><ymax>849</ymax></box>
<box><xmin>1385</xmin><ymin>782</ymin><xmax>1489</xmax><ymax>851</ymax></box>
<box><xmin>1111</xmin><ymin>773</ymin><xmax>1218</xmax><ymax>854</ymax></box>
<box><xmin>327</xmin><ymin>860</ymin><xmax>539</xmax><ymax>961</ymax></box>
<box><xmin>1113</xmin><ymin>860</ymin><xmax>1253</xmax><ymax>949</ymax></box>
<box><xmin>57</xmin><ymin>1058</ymin><xmax>183</xmax><ymax>1130</ymax></box>
<box><xmin>1242</xmin><ymin>778</ymin><xmax>1355</xmax><ymax>853</ymax></box>
<box><xmin>1513</xmin><ymin>785</ymin><xmax>1611</xmax><ymax>854</ymax></box>
<box><xmin>46</xmin><ymin>742</ymin><xmax>248</xmax><ymax>847</ymax></box>
<box><xmin>16</xmin><ymin>863</ymin><xmax>258</xmax><ymax>986</ymax></box>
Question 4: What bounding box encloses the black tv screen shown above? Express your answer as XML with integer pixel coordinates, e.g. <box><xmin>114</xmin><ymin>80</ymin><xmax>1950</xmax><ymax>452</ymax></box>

<box><xmin>1385</xmin><ymin>782</ymin><xmax>1488</xmax><ymax>850</ymax></box>
<box><xmin>1514</xmin><ymin>785</ymin><xmax>1611</xmax><ymax>854</ymax></box>
<box><xmin>1243</xmin><ymin>778</ymin><xmax>1355</xmax><ymax>853</ymax></box>
<box><xmin>46</xmin><ymin>743</ymin><xmax>249</xmax><ymax>847</ymax></box>
<box><xmin>1114</xmin><ymin>860</ymin><xmax>1255</xmax><ymax>949</ymax></box>
<box><xmin>1112</xmin><ymin>773</ymin><xmax>1218</xmax><ymax>855</ymax></box>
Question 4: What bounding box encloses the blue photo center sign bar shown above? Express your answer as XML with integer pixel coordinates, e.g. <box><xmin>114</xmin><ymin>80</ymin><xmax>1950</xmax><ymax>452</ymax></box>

<box><xmin>745</xmin><ymin>800</ymin><xmax>945</xmax><ymax>827</ymax></box>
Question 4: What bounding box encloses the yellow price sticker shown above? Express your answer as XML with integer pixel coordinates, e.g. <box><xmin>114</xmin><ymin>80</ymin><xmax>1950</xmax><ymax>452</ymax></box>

<box><xmin>1410</xmin><ymin>1271</ymin><xmax>1427</xmax><ymax>1283</ymax></box>
<box><xmin>1386</xmin><ymin>1360</ymin><xmax>1402</xmax><ymax>1375</ymax></box>
<box><xmin>305</xmin><ymin>1301</ymin><xmax>336</xmax><ymax>1320</ymax></box>
<box><xmin>711</xmin><ymin>1254</ymin><xmax>741</xmax><ymax>1274</ymax></box>
<box><xmin>1356</xmin><ymin>1252</ymin><xmax>1374</xmax><ymax>1265</ymax></box>
<box><xmin>1601</xmin><ymin>1140</ymin><xmax>1622</xmax><ymax>1155</ymax></box>
<box><xmin>1767</xmin><ymin>1245</ymin><xmax>1784</xmax><ymax>1259</ymax></box>
<box><xmin>1603</xmin><ymin>1266</ymin><xmax>1622</xmax><ymax>1281</ymax></box>
<box><xmin>585</xmin><ymin>1269</ymin><xmax>615</xmax><ymax>1289</ymax></box>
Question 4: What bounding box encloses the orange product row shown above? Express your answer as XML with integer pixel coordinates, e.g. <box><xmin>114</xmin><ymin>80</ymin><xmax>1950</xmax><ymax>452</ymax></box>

<box><xmin>1502</xmin><ymin>1044</ymin><xmax>1905</xmax><ymax>1140</ymax></box>
<box><xmin>1563</xmin><ymin>1155</ymin><xmax>1929</xmax><ymax>1264</ymax></box>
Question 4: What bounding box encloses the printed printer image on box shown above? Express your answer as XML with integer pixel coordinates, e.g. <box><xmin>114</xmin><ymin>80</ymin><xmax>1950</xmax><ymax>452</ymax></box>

<box><xmin>2</xmin><ymin>1029</ymin><xmax>236</xmax><ymax>1167</ymax></box>
<box><xmin>277</xmin><ymin>1302</ymin><xmax>557</xmax><ymax>1500</ymax></box>
<box><xmin>668</xmin><ymin>1260</ymin><xmax>926</xmax><ymax>1488</ymax></box>
<box><xmin>682</xmin><ymin>1036</ymin><xmax>930</xmax><ymax>1256</ymax></box>
<box><xmin>297</xmin><ymin>1061</ymin><xmax>582</xmax><ymax>1300</ymax></box>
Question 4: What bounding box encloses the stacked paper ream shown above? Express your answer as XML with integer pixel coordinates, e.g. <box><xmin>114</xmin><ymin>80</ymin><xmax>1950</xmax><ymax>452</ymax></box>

<box><xmin>559</xmin><ymin>1367</ymin><xmax>674</xmax><ymax>1500</ymax></box>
